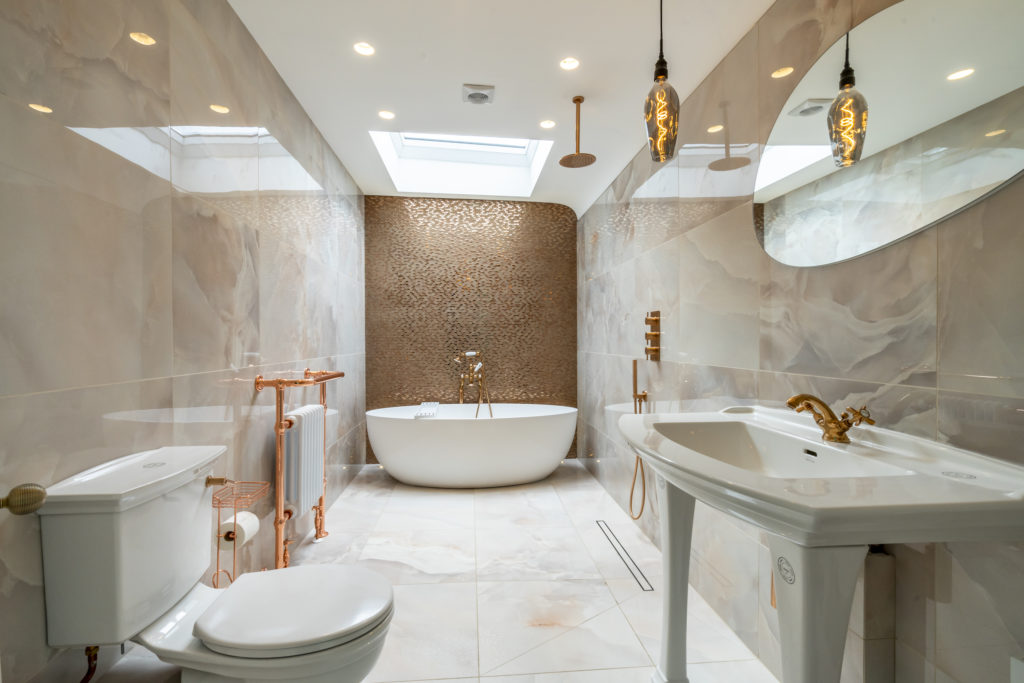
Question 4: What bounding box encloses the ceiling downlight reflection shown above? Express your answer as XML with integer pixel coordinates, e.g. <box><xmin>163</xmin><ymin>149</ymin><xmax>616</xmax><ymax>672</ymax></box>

<box><xmin>29</xmin><ymin>103</ymin><xmax>53</xmax><ymax>113</ymax></box>
<box><xmin>771</xmin><ymin>66</ymin><xmax>795</xmax><ymax>79</ymax></box>
<box><xmin>946</xmin><ymin>68</ymin><xmax>975</xmax><ymax>81</ymax></box>
<box><xmin>209</xmin><ymin>104</ymin><xmax>231</xmax><ymax>114</ymax></box>
<box><xmin>129</xmin><ymin>32</ymin><xmax>157</xmax><ymax>46</ymax></box>
<box><xmin>353</xmin><ymin>42</ymin><xmax>375</xmax><ymax>56</ymax></box>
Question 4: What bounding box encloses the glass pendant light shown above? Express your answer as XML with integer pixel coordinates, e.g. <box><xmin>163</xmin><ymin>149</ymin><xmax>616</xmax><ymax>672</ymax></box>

<box><xmin>644</xmin><ymin>0</ymin><xmax>680</xmax><ymax>163</ymax></box>
<box><xmin>827</xmin><ymin>33</ymin><xmax>868</xmax><ymax>167</ymax></box>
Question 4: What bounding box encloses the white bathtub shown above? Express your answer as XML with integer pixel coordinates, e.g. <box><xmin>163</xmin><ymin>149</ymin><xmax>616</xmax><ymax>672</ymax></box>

<box><xmin>366</xmin><ymin>403</ymin><xmax>577</xmax><ymax>488</ymax></box>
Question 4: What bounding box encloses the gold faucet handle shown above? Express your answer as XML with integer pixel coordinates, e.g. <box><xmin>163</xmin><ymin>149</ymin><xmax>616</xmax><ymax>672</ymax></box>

<box><xmin>844</xmin><ymin>406</ymin><xmax>875</xmax><ymax>426</ymax></box>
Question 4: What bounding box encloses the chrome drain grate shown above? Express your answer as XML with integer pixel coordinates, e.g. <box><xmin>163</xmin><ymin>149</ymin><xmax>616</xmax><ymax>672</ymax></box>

<box><xmin>596</xmin><ymin>520</ymin><xmax>654</xmax><ymax>591</ymax></box>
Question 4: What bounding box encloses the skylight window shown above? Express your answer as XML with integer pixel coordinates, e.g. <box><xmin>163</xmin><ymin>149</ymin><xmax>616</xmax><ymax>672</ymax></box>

<box><xmin>369</xmin><ymin>131</ymin><xmax>553</xmax><ymax>197</ymax></box>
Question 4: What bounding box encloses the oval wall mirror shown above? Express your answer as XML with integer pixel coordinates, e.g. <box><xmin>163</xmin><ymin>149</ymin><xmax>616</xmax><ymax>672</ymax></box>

<box><xmin>754</xmin><ymin>0</ymin><xmax>1024</xmax><ymax>267</ymax></box>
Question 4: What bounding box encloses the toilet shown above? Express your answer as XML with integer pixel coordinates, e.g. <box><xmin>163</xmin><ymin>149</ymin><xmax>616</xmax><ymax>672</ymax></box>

<box><xmin>37</xmin><ymin>445</ymin><xmax>394</xmax><ymax>682</ymax></box>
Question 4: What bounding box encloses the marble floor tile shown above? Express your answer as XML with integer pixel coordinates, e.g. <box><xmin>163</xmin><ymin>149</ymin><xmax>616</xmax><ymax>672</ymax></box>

<box><xmin>289</xmin><ymin>529</ymin><xmax>369</xmax><ymax>566</ymax></box>
<box><xmin>686</xmin><ymin>658</ymin><xmax>779</xmax><ymax>683</ymax></box>
<box><xmin>474</xmin><ymin>484</ymin><xmax>573</xmax><ymax>528</ymax></box>
<box><xmin>374</xmin><ymin>484</ymin><xmax>476</xmax><ymax>532</ymax></box>
<box><xmin>476</xmin><ymin>526</ymin><xmax>602</xmax><ymax>581</ymax></box>
<box><xmin>577</xmin><ymin>520</ymin><xmax>663</xmax><ymax>581</ymax></box>
<box><xmin>485</xmin><ymin>605</ymin><xmax>651</xmax><ymax>676</ymax></box>
<box><xmin>618</xmin><ymin>583</ymin><xmax>759</xmax><ymax>665</ymax></box>
<box><xmin>477</xmin><ymin>579</ymin><xmax>617</xmax><ymax>673</ymax></box>
<box><xmin>484</xmin><ymin>667</ymin><xmax>656</xmax><ymax>682</ymax></box>
<box><xmin>357</xmin><ymin>528</ymin><xmax>476</xmax><ymax>584</ymax></box>
<box><xmin>365</xmin><ymin>583</ymin><xmax>479</xmax><ymax>683</ymax></box>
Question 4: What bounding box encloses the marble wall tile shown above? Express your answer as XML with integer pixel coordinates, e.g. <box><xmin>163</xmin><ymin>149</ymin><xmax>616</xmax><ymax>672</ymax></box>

<box><xmin>675</xmin><ymin>203</ymin><xmax>767</xmax><ymax>369</ymax></box>
<box><xmin>937</xmin><ymin>177</ymin><xmax>1024</xmax><ymax>400</ymax></box>
<box><xmin>759</xmin><ymin>371</ymin><xmax>937</xmax><ymax>439</ymax></box>
<box><xmin>937</xmin><ymin>390</ymin><xmax>1024</xmax><ymax>467</ymax></box>
<box><xmin>0</xmin><ymin>0</ymin><xmax>171</xmax><ymax>129</ymax></box>
<box><xmin>171</xmin><ymin>192</ymin><xmax>260</xmax><ymax>373</ymax></box>
<box><xmin>930</xmin><ymin>543</ymin><xmax>1024</xmax><ymax>683</ymax></box>
<box><xmin>689</xmin><ymin>503</ymin><xmax>761</xmax><ymax>652</ymax></box>
<box><xmin>0</xmin><ymin>1</ymin><xmax>365</xmax><ymax>679</ymax></box>
<box><xmin>760</xmin><ymin>225</ymin><xmax>937</xmax><ymax>387</ymax></box>
<box><xmin>0</xmin><ymin>161</ymin><xmax>173</xmax><ymax>396</ymax></box>
<box><xmin>891</xmin><ymin>544</ymin><xmax>937</xmax><ymax>665</ymax></box>
<box><xmin>0</xmin><ymin>377</ymin><xmax>173</xmax><ymax>681</ymax></box>
<box><xmin>756</xmin><ymin>0</ymin><xmax>860</xmax><ymax>143</ymax></box>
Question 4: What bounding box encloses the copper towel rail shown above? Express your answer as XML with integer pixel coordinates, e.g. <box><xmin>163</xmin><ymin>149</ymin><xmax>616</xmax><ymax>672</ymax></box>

<box><xmin>255</xmin><ymin>368</ymin><xmax>344</xmax><ymax>568</ymax></box>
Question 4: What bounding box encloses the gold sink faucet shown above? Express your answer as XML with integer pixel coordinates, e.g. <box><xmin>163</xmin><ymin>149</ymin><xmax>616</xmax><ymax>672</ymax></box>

<box><xmin>786</xmin><ymin>394</ymin><xmax>875</xmax><ymax>443</ymax></box>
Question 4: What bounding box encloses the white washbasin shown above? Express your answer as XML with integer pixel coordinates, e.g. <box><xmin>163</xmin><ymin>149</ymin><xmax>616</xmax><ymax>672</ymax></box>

<box><xmin>617</xmin><ymin>405</ymin><xmax>1024</xmax><ymax>683</ymax></box>
<box><xmin>619</xmin><ymin>405</ymin><xmax>1024</xmax><ymax>546</ymax></box>
<box><xmin>653</xmin><ymin>420</ymin><xmax>913</xmax><ymax>479</ymax></box>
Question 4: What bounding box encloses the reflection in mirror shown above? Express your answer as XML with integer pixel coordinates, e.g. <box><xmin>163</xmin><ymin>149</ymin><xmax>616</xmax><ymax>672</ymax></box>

<box><xmin>754</xmin><ymin>0</ymin><xmax>1024</xmax><ymax>267</ymax></box>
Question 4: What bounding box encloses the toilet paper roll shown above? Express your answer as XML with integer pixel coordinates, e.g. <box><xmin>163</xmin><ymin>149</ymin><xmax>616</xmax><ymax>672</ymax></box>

<box><xmin>218</xmin><ymin>511</ymin><xmax>260</xmax><ymax>550</ymax></box>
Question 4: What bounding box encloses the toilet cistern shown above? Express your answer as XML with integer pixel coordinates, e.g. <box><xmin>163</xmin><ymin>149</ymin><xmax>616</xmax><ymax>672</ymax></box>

<box><xmin>786</xmin><ymin>393</ymin><xmax>874</xmax><ymax>443</ymax></box>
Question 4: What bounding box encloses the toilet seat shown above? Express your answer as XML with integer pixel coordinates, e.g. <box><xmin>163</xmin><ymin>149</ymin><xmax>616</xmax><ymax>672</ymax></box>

<box><xmin>194</xmin><ymin>565</ymin><xmax>394</xmax><ymax>658</ymax></box>
<box><xmin>136</xmin><ymin>566</ymin><xmax>394</xmax><ymax>682</ymax></box>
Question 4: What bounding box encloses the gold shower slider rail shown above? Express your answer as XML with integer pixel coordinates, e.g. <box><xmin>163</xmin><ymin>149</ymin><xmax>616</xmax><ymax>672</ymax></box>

<box><xmin>255</xmin><ymin>369</ymin><xmax>345</xmax><ymax>569</ymax></box>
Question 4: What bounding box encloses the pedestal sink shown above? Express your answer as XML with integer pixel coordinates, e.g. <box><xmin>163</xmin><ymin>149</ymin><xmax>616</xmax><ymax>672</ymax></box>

<box><xmin>617</xmin><ymin>406</ymin><xmax>1024</xmax><ymax>683</ymax></box>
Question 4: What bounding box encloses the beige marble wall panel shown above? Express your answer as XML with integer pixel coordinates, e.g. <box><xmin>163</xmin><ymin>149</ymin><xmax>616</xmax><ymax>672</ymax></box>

<box><xmin>0</xmin><ymin>1</ymin><xmax>365</xmax><ymax>679</ymax></box>
<box><xmin>760</xmin><ymin>226</ymin><xmax>937</xmax><ymax>387</ymax></box>
<box><xmin>0</xmin><ymin>377</ymin><xmax>174</xmax><ymax>681</ymax></box>
<box><xmin>937</xmin><ymin>176</ymin><xmax>1024</xmax><ymax>399</ymax></box>
<box><xmin>171</xmin><ymin>192</ymin><xmax>259</xmax><ymax>373</ymax></box>
<box><xmin>0</xmin><ymin>162</ymin><xmax>172</xmax><ymax>396</ymax></box>
<box><xmin>675</xmin><ymin>203</ymin><xmax>767</xmax><ymax>369</ymax></box>
<box><xmin>0</xmin><ymin>0</ymin><xmax>171</xmax><ymax>128</ymax></box>
<box><xmin>756</xmin><ymin>0</ymin><xmax>857</xmax><ymax>143</ymax></box>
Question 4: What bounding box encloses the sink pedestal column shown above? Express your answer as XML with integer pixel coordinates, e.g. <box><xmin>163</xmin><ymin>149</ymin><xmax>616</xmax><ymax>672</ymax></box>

<box><xmin>766</xmin><ymin>536</ymin><xmax>868</xmax><ymax>683</ymax></box>
<box><xmin>653</xmin><ymin>475</ymin><xmax>695</xmax><ymax>683</ymax></box>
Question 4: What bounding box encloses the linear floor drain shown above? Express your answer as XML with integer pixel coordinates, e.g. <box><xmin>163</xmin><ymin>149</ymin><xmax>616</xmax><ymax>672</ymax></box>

<box><xmin>596</xmin><ymin>520</ymin><xmax>654</xmax><ymax>592</ymax></box>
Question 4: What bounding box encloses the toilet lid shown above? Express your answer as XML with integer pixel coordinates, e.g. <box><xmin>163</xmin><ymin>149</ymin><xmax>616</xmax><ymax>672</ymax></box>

<box><xmin>194</xmin><ymin>565</ymin><xmax>394</xmax><ymax>659</ymax></box>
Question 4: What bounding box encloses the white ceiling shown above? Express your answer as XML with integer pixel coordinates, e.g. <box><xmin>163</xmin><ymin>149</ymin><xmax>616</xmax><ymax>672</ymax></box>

<box><xmin>227</xmin><ymin>0</ymin><xmax>775</xmax><ymax>216</ymax></box>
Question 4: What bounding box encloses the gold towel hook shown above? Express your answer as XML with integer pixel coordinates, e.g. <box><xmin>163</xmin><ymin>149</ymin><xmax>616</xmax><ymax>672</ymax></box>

<box><xmin>1</xmin><ymin>483</ymin><xmax>47</xmax><ymax>515</ymax></box>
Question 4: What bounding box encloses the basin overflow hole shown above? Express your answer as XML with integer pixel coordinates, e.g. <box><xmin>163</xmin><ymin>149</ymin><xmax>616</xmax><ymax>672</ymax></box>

<box><xmin>803</xmin><ymin>448</ymin><xmax>818</xmax><ymax>460</ymax></box>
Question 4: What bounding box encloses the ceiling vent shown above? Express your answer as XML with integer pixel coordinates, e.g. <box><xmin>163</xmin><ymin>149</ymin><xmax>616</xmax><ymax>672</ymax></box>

<box><xmin>462</xmin><ymin>84</ymin><xmax>495</xmax><ymax>105</ymax></box>
<box><xmin>787</xmin><ymin>98</ymin><xmax>832</xmax><ymax>117</ymax></box>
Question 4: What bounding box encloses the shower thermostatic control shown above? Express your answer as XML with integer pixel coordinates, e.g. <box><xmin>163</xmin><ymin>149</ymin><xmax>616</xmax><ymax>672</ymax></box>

<box><xmin>644</xmin><ymin>311</ymin><xmax>661</xmax><ymax>361</ymax></box>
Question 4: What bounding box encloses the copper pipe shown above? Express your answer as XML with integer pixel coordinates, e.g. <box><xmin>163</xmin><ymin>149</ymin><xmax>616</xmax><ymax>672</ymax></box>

<box><xmin>273</xmin><ymin>384</ymin><xmax>289</xmax><ymax>568</ymax></box>
<box><xmin>79</xmin><ymin>646</ymin><xmax>99</xmax><ymax>683</ymax></box>
<box><xmin>306</xmin><ymin>368</ymin><xmax>332</xmax><ymax>540</ymax></box>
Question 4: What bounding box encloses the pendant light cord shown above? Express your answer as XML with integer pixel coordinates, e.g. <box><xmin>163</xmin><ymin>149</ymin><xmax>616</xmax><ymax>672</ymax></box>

<box><xmin>659</xmin><ymin>0</ymin><xmax>664</xmax><ymax>59</ymax></box>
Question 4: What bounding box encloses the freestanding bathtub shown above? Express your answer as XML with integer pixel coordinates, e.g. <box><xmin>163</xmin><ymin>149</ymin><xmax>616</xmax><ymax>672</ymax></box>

<box><xmin>366</xmin><ymin>403</ymin><xmax>577</xmax><ymax>488</ymax></box>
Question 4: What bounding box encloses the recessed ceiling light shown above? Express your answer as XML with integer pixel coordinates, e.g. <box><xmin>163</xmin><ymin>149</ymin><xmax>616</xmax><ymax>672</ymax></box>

<box><xmin>129</xmin><ymin>32</ymin><xmax>156</xmax><ymax>46</ymax></box>
<box><xmin>353</xmin><ymin>42</ymin><xmax>375</xmax><ymax>56</ymax></box>
<box><xmin>209</xmin><ymin>104</ymin><xmax>230</xmax><ymax>114</ymax></box>
<box><xmin>560</xmin><ymin>57</ymin><xmax>580</xmax><ymax>71</ymax></box>
<box><xmin>28</xmin><ymin>103</ymin><xmax>53</xmax><ymax>113</ymax></box>
<box><xmin>985</xmin><ymin>129</ymin><xmax>1007</xmax><ymax>137</ymax></box>
<box><xmin>707</xmin><ymin>124</ymin><xmax>724</xmax><ymax>133</ymax></box>
<box><xmin>378</xmin><ymin>110</ymin><xmax>396</xmax><ymax>120</ymax></box>
<box><xmin>771</xmin><ymin>66</ymin><xmax>794</xmax><ymax>79</ymax></box>
<box><xmin>946</xmin><ymin>68</ymin><xmax>975</xmax><ymax>81</ymax></box>
<box><xmin>540</xmin><ymin>120</ymin><xmax>556</xmax><ymax>129</ymax></box>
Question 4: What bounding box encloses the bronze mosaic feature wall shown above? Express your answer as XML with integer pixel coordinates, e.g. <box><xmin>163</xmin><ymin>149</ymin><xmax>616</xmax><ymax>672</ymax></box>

<box><xmin>365</xmin><ymin>196</ymin><xmax>577</xmax><ymax>432</ymax></box>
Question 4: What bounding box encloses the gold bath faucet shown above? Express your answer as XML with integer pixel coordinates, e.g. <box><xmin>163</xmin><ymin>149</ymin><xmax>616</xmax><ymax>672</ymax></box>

<box><xmin>786</xmin><ymin>393</ymin><xmax>875</xmax><ymax>443</ymax></box>
<box><xmin>455</xmin><ymin>350</ymin><xmax>493</xmax><ymax>418</ymax></box>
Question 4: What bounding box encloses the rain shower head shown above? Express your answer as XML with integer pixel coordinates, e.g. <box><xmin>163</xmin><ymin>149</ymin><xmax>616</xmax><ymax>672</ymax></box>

<box><xmin>559</xmin><ymin>96</ymin><xmax>596</xmax><ymax>168</ymax></box>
